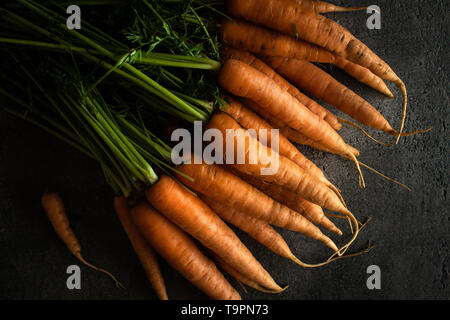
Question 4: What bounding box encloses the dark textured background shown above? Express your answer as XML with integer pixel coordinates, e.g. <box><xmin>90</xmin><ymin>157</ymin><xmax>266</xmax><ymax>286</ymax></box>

<box><xmin>0</xmin><ymin>0</ymin><xmax>448</xmax><ymax>300</ymax></box>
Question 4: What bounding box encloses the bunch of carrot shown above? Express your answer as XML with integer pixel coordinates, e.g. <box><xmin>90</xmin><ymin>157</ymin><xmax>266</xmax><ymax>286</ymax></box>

<box><xmin>220</xmin><ymin>0</ymin><xmax>414</xmax><ymax>145</ymax></box>
<box><xmin>2</xmin><ymin>0</ymin><xmax>429</xmax><ymax>300</ymax></box>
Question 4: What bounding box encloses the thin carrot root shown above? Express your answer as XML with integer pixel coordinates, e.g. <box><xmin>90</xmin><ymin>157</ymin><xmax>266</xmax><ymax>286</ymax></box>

<box><xmin>331</xmin><ymin>216</ymin><xmax>371</xmax><ymax>260</ymax></box>
<box><xmin>389</xmin><ymin>126</ymin><xmax>433</xmax><ymax>137</ymax></box>
<box><xmin>395</xmin><ymin>81</ymin><xmax>408</xmax><ymax>144</ymax></box>
<box><xmin>41</xmin><ymin>192</ymin><xmax>123</xmax><ymax>288</ymax></box>
<box><xmin>325</xmin><ymin>212</ymin><xmax>348</xmax><ymax>220</ymax></box>
<box><xmin>347</xmin><ymin>151</ymin><xmax>366</xmax><ymax>188</ymax></box>
<box><xmin>337</xmin><ymin>116</ymin><xmax>394</xmax><ymax>147</ymax></box>
<box><xmin>328</xmin><ymin>241</ymin><xmax>376</xmax><ymax>263</ymax></box>
<box><xmin>328</xmin><ymin>184</ymin><xmax>347</xmax><ymax>208</ymax></box>
<box><xmin>76</xmin><ymin>254</ymin><xmax>124</xmax><ymax>288</ymax></box>
<box><xmin>338</xmin><ymin>116</ymin><xmax>432</xmax><ymax>145</ymax></box>
<box><xmin>359</xmin><ymin>217</ymin><xmax>373</xmax><ymax>231</ymax></box>
<box><xmin>285</xmin><ymin>239</ymin><xmax>374</xmax><ymax>268</ymax></box>
<box><xmin>335</xmin><ymin>208</ymin><xmax>360</xmax><ymax>257</ymax></box>
<box><xmin>347</xmin><ymin>216</ymin><xmax>354</xmax><ymax>235</ymax></box>
<box><xmin>341</xmin><ymin>155</ymin><xmax>412</xmax><ymax>191</ymax></box>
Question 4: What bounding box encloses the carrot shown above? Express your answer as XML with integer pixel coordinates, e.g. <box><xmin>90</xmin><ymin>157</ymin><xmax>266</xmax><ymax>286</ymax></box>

<box><xmin>210</xmin><ymin>227</ymin><xmax>374</xmax><ymax>280</ymax></box>
<box><xmin>176</xmin><ymin>162</ymin><xmax>339</xmax><ymax>252</ymax></box>
<box><xmin>218</xmin><ymin>59</ymin><xmax>365</xmax><ymax>186</ymax></box>
<box><xmin>221</xmin><ymin>97</ymin><xmax>330</xmax><ymax>184</ymax></box>
<box><xmin>130</xmin><ymin>201</ymin><xmax>241</xmax><ymax>300</ymax></box>
<box><xmin>219</xmin><ymin>18</ymin><xmax>336</xmax><ymax>63</ymax></box>
<box><xmin>204</xmin><ymin>195</ymin><xmax>345</xmax><ymax>268</ymax></box>
<box><xmin>249</xmin><ymin>118</ymin><xmax>411</xmax><ymax>190</ymax></box>
<box><xmin>263</xmin><ymin>56</ymin><xmax>396</xmax><ymax>134</ymax></box>
<box><xmin>114</xmin><ymin>197</ymin><xmax>168</xmax><ymax>300</ymax></box>
<box><xmin>221</xmin><ymin>97</ymin><xmax>346</xmax><ymax>205</ymax></box>
<box><xmin>207</xmin><ymin>112</ymin><xmax>351</xmax><ymax>214</ymax></box>
<box><xmin>332</xmin><ymin>56</ymin><xmax>394</xmax><ymax>97</ymax></box>
<box><xmin>202</xmin><ymin>196</ymin><xmax>314</xmax><ymax>262</ymax></box>
<box><xmin>228</xmin><ymin>169</ymin><xmax>342</xmax><ymax>236</ymax></box>
<box><xmin>281</xmin><ymin>123</ymin><xmax>360</xmax><ymax>156</ymax></box>
<box><xmin>227</xmin><ymin>0</ymin><xmax>407</xmax><ymax>143</ymax></box>
<box><xmin>221</xmin><ymin>43</ymin><xmax>390</xmax><ymax>101</ymax></box>
<box><xmin>41</xmin><ymin>192</ymin><xmax>122</xmax><ymax>288</ymax></box>
<box><xmin>145</xmin><ymin>175</ymin><xmax>283</xmax><ymax>292</ymax></box>
<box><xmin>241</xmin><ymin>99</ymin><xmax>360</xmax><ymax>157</ymax></box>
<box><xmin>221</xmin><ymin>47</ymin><xmax>342</xmax><ymax>130</ymax></box>
<box><xmin>291</xmin><ymin>0</ymin><xmax>368</xmax><ymax>13</ymax></box>
<box><xmin>208</xmin><ymin>251</ymin><xmax>281</xmax><ymax>294</ymax></box>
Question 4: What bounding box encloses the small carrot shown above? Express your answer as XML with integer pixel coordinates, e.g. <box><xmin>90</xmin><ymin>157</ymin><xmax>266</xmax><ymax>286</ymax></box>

<box><xmin>221</xmin><ymin>98</ymin><xmax>346</xmax><ymax>205</ymax></box>
<box><xmin>204</xmin><ymin>196</ymin><xmax>342</xmax><ymax>269</ymax></box>
<box><xmin>222</xmin><ymin>45</ymin><xmax>391</xmax><ymax>100</ymax></box>
<box><xmin>242</xmin><ymin>99</ymin><xmax>360</xmax><ymax>156</ymax></box>
<box><xmin>207</xmin><ymin>112</ymin><xmax>351</xmax><ymax>216</ymax></box>
<box><xmin>221</xmin><ymin>46</ymin><xmax>342</xmax><ymax>130</ymax></box>
<box><xmin>227</xmin><ymin>0</ymin><xmax>408</xmax><ymax>143</ymax></box>
<box><xmin>207</xmin><ymin>112</ymin><xmax>361</xmax><ymax>254</ymax></box>
<box><xmin>218</xmin><ymin>59</ymin><xmax>365</xmax><ymax>186</ymax></box>
<box><xmin>228</xmin><ymin>169</ymin><xmax>342</xmax><ymax>236</ymax></box>
<box><xmin>130</xmin><ymin>201</ymin><xmax>241</xmax><ymax>300</ymax></box>
<box><xmin>202</xmin><ymin>196</ymin><xmax>307</xmax><ymax>261</ymax></box>
<box><xmin>41</xmin><ymin>192</ymin><xmax>122</xmax><ymax>288</ymax></box>
<box><xmin>208</xmin><ymin>251</ymin><xmax>282</xmax><ymax>294</ymax></box>
<box><xmin>221</xmin><ymin>97</ymin><xmax>331</xmax><ymax>184</ymax></box>
<box><xmin>146</xmin><ymin>175</ymin><xmax>283</xmax><ymax>292</ymax></box>
<box><xmin>264</xmin><ymin>56</ymin><xmax>397</xmax><ymax>134</ymax></box>
<box><xmin>204</xmin><ymin>195</ymin><xmax>367</xmax><ymax>268</ymax></box>
<box><xmin>176</xmin><ymin>162</ymin><xmax>339</xmax><ymax>252</ymax></box>
<box><xmin>114</xmin><ymin>197</ymin><xmax>168</xmax><ymax>300</ymax></box>
<box><xmin>332</xmin><ymin>56</ymin><xmax>394</xmax><ymax>97</ymax></box>
<box><xmin>219</xmin><ymin>18</ymin><xmax>336</xmax><ymax>63</ymax></box>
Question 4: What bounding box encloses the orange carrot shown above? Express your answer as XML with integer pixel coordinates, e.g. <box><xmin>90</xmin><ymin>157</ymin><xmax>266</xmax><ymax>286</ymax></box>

<box><xmin>241</xmin><ymin>99</ymin><xmax>360</xmax><ymax>156</ymax></box>
<box><xmin>227</xmin><ymin>0</ymin><xmax>407</xmax><ymax>143</ymax></box>
<box><xmin>207</xmin><ymin>112</ymin><xmax>351</xmax><ymax>216</ymax></box>
<box><xmin>228</xmin><ymin>169</ymin><xmax>342</xmax><ymax>236</ymax></box>
<box><xmin>145</xmin><ymin>175</ymin><xmax>283</xmax><ymax>292</ymax></box>
<box><xmin>176</xmin><ymin>162</ymin><xmax>339</xmax><ymax>252</ymax></box>
<box><xmin>221</xmin><ymin>97</ymin><xmax>346</xmax><ymax>205</ymax></box>
<box><xmin>114</xmin><ymin>197</ymin><xmax>168</xmax><ymax>300</ymax></box>
<box><xmin>208</xmin><ymin>251</ymin><xmax>281</xmax><ymax>294</ymax></box>
<box><xmin>204</xmin><ymin>196</ymin><xmax>344</xmax><ymax>268</ymax></box>
<box><xmin>204</xmin><ymin>192</ymin><xmax>367</xmax><ymax>269</ymax></box>
<box><xmin>202</xmin><ymin>196</ymin><xmax>312</xmax><ymax>262</ymax></box>
<box><xmin>130</xmin><ymin>201</ymin><xmax>241</xmax><ymax>300</ymax></box>
<box><xmin>221</xmin><ymin>97</ymin><xmax>329</xmax><ymax>184</ymax></box>
<box><xmin>292</xmin><ymin>0</ymin><xmax>367</xmax><ymax>13</ymax></box>
<box><xmin>222</xmin><ymin>44</ymin><xmax>391</xmax><ymax>100</ymax></box>
<box><xmin>218</xmin><ymin>59</ymin><xmax>365</xmax><ymax>186</ymax></box>
<box><xmin>221</xmin><ymin>47</ymin><xmax>342</xmax><ymax>130</ymax></box>
<box><xmin>219</xmin><ymin>18</ymin><xmax>335</xmax><ymax>63</ymax></box>
<box><xmin>332</xmin><ymin>56</ymin><xmax>394</xmax><ymax>97</ymax></box>
<box><xmin>41</xmin><ymin>192</ymin><xmax>122</xmax><ymax>288</ymax></box>
<box><xmin>281</xmin><ymin>123</ymin><xmax>360</xmax><ymax>156</ymax></box>
<box><xmin>264</xmin><ymin>56</ymin><xmax>396</xmax><ymax>134</ymax></box>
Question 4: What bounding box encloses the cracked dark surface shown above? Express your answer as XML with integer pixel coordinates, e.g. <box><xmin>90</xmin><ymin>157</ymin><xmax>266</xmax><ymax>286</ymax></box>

<box><xmin>0</xmin><ymin>0</ymin><xmax>448</xmax><ymax>299</ymax></box>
